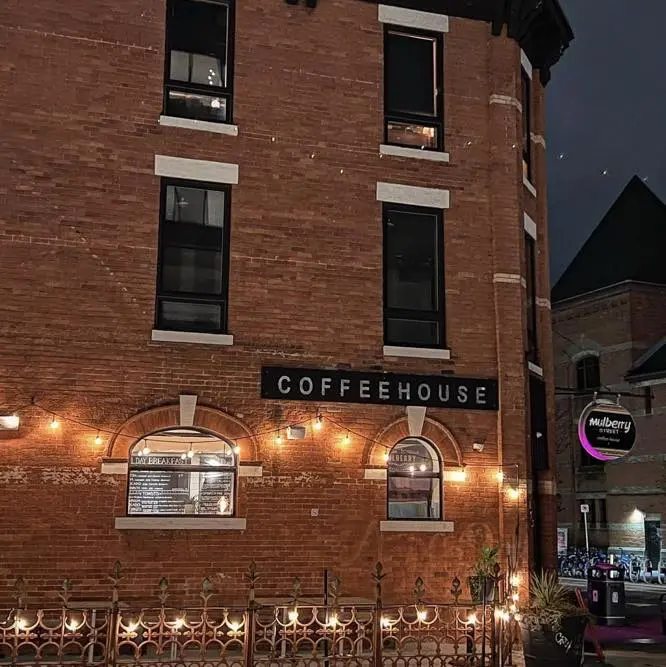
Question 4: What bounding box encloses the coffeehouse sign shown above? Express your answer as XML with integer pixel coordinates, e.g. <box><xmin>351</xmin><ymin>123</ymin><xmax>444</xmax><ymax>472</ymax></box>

<box><xmin>261</xmin><ymin>366</ymin><xmax>499</xmax><ymax>411</ymax></box>
<box><xmin>578</xmin><ymin>399</ymin><xmax>637</xmax><ymax>462</ymax></box>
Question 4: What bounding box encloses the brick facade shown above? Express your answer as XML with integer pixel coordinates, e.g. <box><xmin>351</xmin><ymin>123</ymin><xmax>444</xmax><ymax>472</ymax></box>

<box><xmin>0</xmin><ymin>0</ymin><xmax>559</xmax><ymax>605</ymax></box>
<box><xmin>554</xmin><ymin>283</ymin><xmax>666</xmax><ymax>556</ymax></box>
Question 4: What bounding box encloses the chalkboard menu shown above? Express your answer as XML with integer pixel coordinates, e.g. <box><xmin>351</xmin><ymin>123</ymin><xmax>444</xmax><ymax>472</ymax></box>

<box><xmin>128</xmin><ymin>456</ymin><xmax>191</xmax><ymax>515</ymax></box>
<box><xmin>198</xmin><ymin>454</ymin><xmax>234</xmax><ymax>515</ymax></box>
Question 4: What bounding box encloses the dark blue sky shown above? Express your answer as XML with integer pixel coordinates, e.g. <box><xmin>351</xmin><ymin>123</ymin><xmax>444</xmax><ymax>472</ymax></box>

<box><xmin>547</xmin><ymin>0</ymin><xmax>666</xmax><ymax>281</ymax></box>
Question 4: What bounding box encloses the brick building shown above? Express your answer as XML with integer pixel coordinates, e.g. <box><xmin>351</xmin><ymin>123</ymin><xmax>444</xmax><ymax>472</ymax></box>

<box><xmin>554</xmin><ymin>177</ymin><xmax>666</xmax><ymax>564</ymax></box>
<box><xmin>0</xmin><ymin>0</ymin><xmax>571</xmax><ymax>605</ymax></box>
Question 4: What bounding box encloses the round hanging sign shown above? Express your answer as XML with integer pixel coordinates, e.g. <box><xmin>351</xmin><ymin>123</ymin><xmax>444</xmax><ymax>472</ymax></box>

<box><xmin>578</xmin><ymin>399</ymin><xmax>637</xmax><ymax>462</ymax></box>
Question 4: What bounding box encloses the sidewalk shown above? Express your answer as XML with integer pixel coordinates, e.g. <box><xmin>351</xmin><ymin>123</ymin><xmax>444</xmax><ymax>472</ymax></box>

<box><xmin>584</xmin><ymin>650</ymin><xmax>666</xmax><ymax>666</ymax></box>
<box><xmin>562</xmin><ymin>577</ymin><xmax>666</xmax><ymax>594</ymax></box>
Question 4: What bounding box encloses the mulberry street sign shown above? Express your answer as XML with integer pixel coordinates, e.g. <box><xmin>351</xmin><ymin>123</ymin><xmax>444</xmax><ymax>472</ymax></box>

<box><xmin>261</xmin><ymin>366</ymin><xmax>499</xmax><ymax>411</ymax></box>
<box><xmin>578</xmin><ymin>399</ymin><xmax>637</xmax><ymax>462</ymax></box>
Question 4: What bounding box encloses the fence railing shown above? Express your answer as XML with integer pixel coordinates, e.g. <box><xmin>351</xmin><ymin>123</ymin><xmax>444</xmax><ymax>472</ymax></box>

<box><xmin>0</xmin><ymin>562</ymin><xmax>519</xmax><ymax>667</ymax></box>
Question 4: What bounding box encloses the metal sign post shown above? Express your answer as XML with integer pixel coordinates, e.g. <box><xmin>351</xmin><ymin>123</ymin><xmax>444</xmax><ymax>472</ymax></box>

<box><xmin>581</xmin><ymin>504</ymin><xmax>590</xmax><ymax>553</ymax></box>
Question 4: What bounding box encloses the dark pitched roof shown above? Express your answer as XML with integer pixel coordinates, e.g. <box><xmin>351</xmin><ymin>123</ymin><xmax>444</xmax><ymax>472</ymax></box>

<box><xmin>552</xmin><ymin>176</ymin><xmax>666</xmax><ymax>303</ymax></box>
<box><xmin>626</xmin><ymin>338</ymin><xmax>666</xmax><ymax>382</ymax></box>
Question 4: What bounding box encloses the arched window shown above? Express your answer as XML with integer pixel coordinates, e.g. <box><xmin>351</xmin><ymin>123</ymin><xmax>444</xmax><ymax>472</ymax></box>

<box><xmin>127</xmin><ymin>428</ymin><xmax>237</xmax><ymax>516</ymax></box>
<box><xmin>387</xmin><ymin>438</ymin><xmax>442</xmax><ymax>520</ymax></box>
<box><xmin>576</xmin><ymin>355</ymin><xmax>600</xmax><ymax>392</ymax></box>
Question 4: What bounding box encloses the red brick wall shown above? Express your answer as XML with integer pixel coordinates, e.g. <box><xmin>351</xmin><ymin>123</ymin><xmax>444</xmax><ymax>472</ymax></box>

<box><xmin>0</xmin><ymin>0</ymin><xmax>553</xmax><ymax>605</ymax></box>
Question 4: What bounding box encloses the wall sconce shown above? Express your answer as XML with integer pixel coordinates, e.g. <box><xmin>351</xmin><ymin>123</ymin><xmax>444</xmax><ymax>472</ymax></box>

<box><xmin>0</xmin><ymin>414</ymin><xmax>20</xmax><ymax>430</ymax></box>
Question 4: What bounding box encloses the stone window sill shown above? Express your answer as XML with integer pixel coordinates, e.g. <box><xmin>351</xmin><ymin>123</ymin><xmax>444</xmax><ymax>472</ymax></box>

<box><xmin>159</xmin><ymin>115</ymin><xmax>239</xmax><ymax>136</ymax></box>
<box><xmin>383</xmin><ymin>345</ymin><xmax>451</xmax><ymax>360</ymax></box>
<box><xmin>151</xmin><ymin>330</ymin><xmax>234</xmax><ymax>346</ymax></box>
<box><xmin>380</xmin><ymin>520</ymin><xmax>454</xmax><ymax>533</ymax></box>
<box><xmin>379</xmin><ymin>144</ymin><xmax>450</xmax><ymax>163</ymax></box>
<box><xmin>528</xmin><ymin>361</ymin><xmax>544</xmax><ymax>377</ymax></box>
<box><xmin>523</xmin><ymin>175</ymin><xmax>537</xmax><ymax>197</ymax></box>
<box><xmin>115</xmin><ymin>517</ymin><xmax>246</xmax><ymax>530</ymax></box>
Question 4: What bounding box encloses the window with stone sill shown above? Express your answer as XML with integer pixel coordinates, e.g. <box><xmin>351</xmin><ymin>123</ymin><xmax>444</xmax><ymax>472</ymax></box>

<box><xmin>521</xmin><ymin>67</ymin><xmax>533</xmax><ymax>183</ymax></box>
<box><xmin>164</xmin><ymin>0</ymin><xmax>234</xmax><ymax>124</ymax></box>
<box><xmin>127</xmin><ymin>428</ymin><xmax>237</xmax><ymax>517</ymax></box>
<box><xmin>387</xmin><ymin>438</ymin><xmax>442</xmax><ymax>520</ymax></box>
<box><xmin>384</xmin><ymin>26</ymin><xmax>443</xmax><ymax>151</ymax></box>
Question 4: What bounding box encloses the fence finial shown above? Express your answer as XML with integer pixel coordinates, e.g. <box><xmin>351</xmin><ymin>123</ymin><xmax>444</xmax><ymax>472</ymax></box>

<box><xmin>158</xmin><ymin>577</ymin><xmax>169</xmax><ymax>605</ymax></box>
<box><xmin>450</xmin><ymin>576</ymin><xmax>462</xmax><ymax>603</ymax></box>
<box><xmin>328</xmin><ymin>573</ymin><xmax>341</xmax><ymax>607</ymax></box>
<box><xmin>291</xmin><ymin>577</ymin><xmax>302</xmax><ymax>603</ymax></box>
<box><xmin>245</xmin><ymin>561</ymin><xmax>259</xmax><ymax>609</ymax></box>
<box><xmin>372</xmin><ymin>562</ymin><xmax>386</xmax><ymax>605</ymax></box>
<box><xmin>201</xmin><ymin>577</ymin><xmax>213</xmax><ymax>607</ymax></box>
<box><xmin>59</xmin><ymin>579</ymin><xmax>73</xmax><ymax>607</ymax></box>
<box><xmin>14</xmin><ymin>577</ymin><xmax>26</xmax><ymax>610</ymax></box>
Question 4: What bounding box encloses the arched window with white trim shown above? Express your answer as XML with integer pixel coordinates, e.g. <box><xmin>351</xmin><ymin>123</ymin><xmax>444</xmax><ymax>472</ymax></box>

<box><xmin>387</xmin><ymin>437</ymin><xmax>442</xmax><ymax>520</ymax></box>
<box><xmin>127</xmin><ymin>428</ymin><xmax>237</xmax><ymax>516</ymax></box>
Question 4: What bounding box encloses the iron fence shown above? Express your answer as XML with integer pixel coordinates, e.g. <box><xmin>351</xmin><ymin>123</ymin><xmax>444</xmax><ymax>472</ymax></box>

<box><xmin>0</xmin><ymin>562</ymin><xmax>518</xmax><ymax>667</ymax></box>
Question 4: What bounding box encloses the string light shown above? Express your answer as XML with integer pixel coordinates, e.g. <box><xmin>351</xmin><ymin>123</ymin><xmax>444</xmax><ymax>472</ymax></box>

<box><xmin>507</xmin><ymin>487</ymin><xmax>520</xmax><ymax>500</ymax></box>
<box><xmin>186</xmin><ymin>447</ymin><xmax>194</xmax><ymax>459</ymax></box>
<box><xmin>141</xmin><ymin>445</ymin><xmax>150</xmax><ymax>456</ymax></box>
<box><xmin>180</xmin><ymin>453</ymin><xmax>187</xmax><ymax>461</ymax></box>
<box><xmin>496</xmin><ymin>470</ymin><xmax>504</xmax><ymax>483</ymax></box>
<box><xmin>313</xmin><ymin>413</ymin><xmax>323</xmax><ymax>431</ymax></box>
<box><xmin>233</xmin><ymin>445</ymin><xmax>241</xmax><ymax>455</ymax></box>
<box><xmin>94</xmin><ymin>433</ymin><xmax>103</xmax><ymax>446</ymax></box>
<box><xmin>276</xmin><ymin>432</ymin><xmax>283</xmax><ymax>445</ymax></box>
<box><xmin>49</xmin><ymin>416</ymin><xmax>59</xmax><ymax>430</ymax></box>
<box><xmin>342</xmin><ymin>432</ymin><xmax>351</xmax><ymax>445</ymax></box>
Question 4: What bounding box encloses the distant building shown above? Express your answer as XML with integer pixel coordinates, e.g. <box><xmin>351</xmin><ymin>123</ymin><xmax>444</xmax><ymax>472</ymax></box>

<box><xmin>553</xmin><ymin>176</ymin><xmax>666</xmax><ymax>566</ymax></box>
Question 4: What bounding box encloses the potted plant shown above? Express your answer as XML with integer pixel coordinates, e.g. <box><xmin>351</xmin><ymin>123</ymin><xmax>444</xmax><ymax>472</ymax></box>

<box><xmin>520</xmin><ymin>571</ymin><xmax>589</xmax><ymax>667</ymax></box>
<box><xmin>468</xmin><ymin>545</ymin><xmax>498</xmax><ymax>603</ymax></box>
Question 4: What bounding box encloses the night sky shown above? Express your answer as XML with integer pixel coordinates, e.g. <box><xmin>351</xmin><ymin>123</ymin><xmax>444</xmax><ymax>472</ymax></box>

<box><xmin>546</xmin><ymin>0</ymin><xmax>666</xmax><ymax>281</ymax></box>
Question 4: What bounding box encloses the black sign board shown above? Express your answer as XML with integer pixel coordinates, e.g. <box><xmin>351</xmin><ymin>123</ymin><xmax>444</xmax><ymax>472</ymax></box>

<box><xmin>578</xmin><ymin>400</ymin><xmax>637</xmax><ymax>462</ymax></box>
<box><xmin>261</xmin><ymin>366</ymin><xmax>499</xmax><ymax>411</ymax></box>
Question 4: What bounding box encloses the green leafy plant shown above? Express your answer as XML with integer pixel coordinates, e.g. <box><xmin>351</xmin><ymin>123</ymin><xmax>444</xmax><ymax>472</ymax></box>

<box><xmin>520</xmin><ymin>571</ymin><xmax>588</xmax><ymax>631</ymax></box>
<box><xmin>472</xmin><ymin>545</ymin><xmax>499</xmax><ymax>578</ymax></box>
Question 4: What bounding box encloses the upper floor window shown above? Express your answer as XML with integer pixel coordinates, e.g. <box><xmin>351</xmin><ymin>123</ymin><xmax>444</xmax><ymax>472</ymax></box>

<box><xmin>576</xmin><ymin>355</ymin><xmax>601</xmax><ymax>392</ymax></box>
<box><xmin>155</xmin><ymin>178</ymin><xmax>231</xmax><ymax>334</ymax></box>
<box><xmin>165</xmin><ymin>0</ymin><xmax>234</xmax><ymax>124</ymax></box>
<box><xmin>388</xmin><ymin>438</ymin><xmax>442</xmax><ymax>520</ymax></box>
<box><xmin>525</xmin><ymin>233</ymin><xmax>538</xmax><ymax>364</ymax></box>
<box><xmin>384</xmin><ymin>26</ymin><xmax>443</xmax><ymax>150</ymax></box>
<box><xmin>383</xmin><ymin>203</ymin><xmax>444</xmax><ymax>348</ymax></box>
<box><xmin>521</xmin><ymin>67</ymin><xmax>532</xmax><ymax>183</ymax></box>
<box><xmin>127</xmin><ymin>429</ymin><xmax>237</xmax><ymax>516</ymax></box>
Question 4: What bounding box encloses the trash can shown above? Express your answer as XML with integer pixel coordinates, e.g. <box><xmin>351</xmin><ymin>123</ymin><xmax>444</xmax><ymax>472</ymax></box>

<box><xmin>587</xmin><ymin>563</ymin><xmax>626</xmax><ymax>626</ymax></box>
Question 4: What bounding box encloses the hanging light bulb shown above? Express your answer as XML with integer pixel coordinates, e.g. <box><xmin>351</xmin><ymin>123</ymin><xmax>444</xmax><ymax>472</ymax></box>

<box><xmin>49</xmin><ymin>416</ymin><xmax>59</xmax><ymax>430</ymax></box>
<box><xmin>180</xmin><ymin>453</ymin><xmax>187</xmax><ymax>461</ymax></box>
<box><xmin>276</xmin><ymin>432</ymin><xmax>283</xmax><ymax>445</ymax></box>
<box><xmin>187</xmin><ymin>447</ymin><xmax>194</xmax><ymax>459</ymax></box>
<box><xmin>94</xmin><ymin>433</ymin><xmax>103</xmax><ymax>446</ymax></box>
<box><xmin>496</xmin><ymin>470</ymin><xmax>504</xmax><ymax>483</ymax></box>
<box><xmin>343</xmin><ymin>432</ymin><xmax>351</xmax><ymax>445</ymax></box>
<box><xmin>142</xmin><ymin>445</ymin><xmax>150</xmax><ymax>456</ymax></box>
<box><xmin>383</xmin><ymin>452</ymin><xmax>390</xmax><ymax>463</ymax></box>
<box><xmin>313</xmin><ymin>413</ymin><xmax>323</xmax><ymax>431</ymax></box>
<box><xmin>233</xmin><ymin>445</ymin><xmax>240</xmax><ymax>455</ymax></box>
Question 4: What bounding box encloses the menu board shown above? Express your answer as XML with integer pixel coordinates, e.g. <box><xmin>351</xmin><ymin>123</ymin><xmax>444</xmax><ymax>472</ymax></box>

<box><xmin>198</xmin><ymin>455</ymin><xmax>234</xmax><ymax>515</ymax></box>
<box><xmin>128</xmin><ymin>456</ymin><xmax>191</xmax><ymax>515</ymax></box>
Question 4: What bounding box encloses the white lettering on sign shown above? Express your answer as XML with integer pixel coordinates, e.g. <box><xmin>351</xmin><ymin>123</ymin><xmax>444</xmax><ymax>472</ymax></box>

<box><xmin>299</xmin><ymin>377</ymin><xmax>314</xmax><ymax>395</ymax></box>
<box><xmin>457</xmin><ymin>386</ymin><xmax>468</xmax><ymax>403</ymax></box>
<box><xmin>580</xmin><ymin>504</ymin><xmax>590</xmax><ymax>513</ymax></box>
<box><xmin>398</xmin><ymin>382</ymin><xmax>411</xmax><ymax>401</ymax></box>
<box><xmin>378</xmin><ymin>381</ymin><xmax>390</xmax><ymax>400</ymax></box>
<box><xmin>612</xmin><ymin>592</ymin><xmax>618</xmax><ymax>603</ymax></box>
<box><xmin>321</xmin><ymin>377</ymin><xmax>331</xmax><ymax>396</ymax></box>
<box><xmin>554</xmin><ymin>632</ymin><xmax>572</xmax><ymax>651</ymax></box>
<box><xmin>417</xmin><ymin>383</ymin><xmax>431</xmax><ymax>401</ymax></box>
<box><xmin>340</xmin><ymin>379</ymin><xmax>350</xmax><ymax>397</ymax></box>
<box><xmin>592</xmin><ymin>590</ymin><xmax>598</xmax><ymax>602</ymax></box>
<box><xmin>588</xmin><ymin>416</ymin><xmax>632</xmax><ymax>434</ymax></box>
<box><xmin>278</xmin><ymin>376</ymin><xmax>291</xmax><ymax>394</ymax></box>
<box><xmin>476</xmin><ymin>386</ymin><xmax>486</xmax><ymax>405</ymax></box>
<box><xmin>359</xmin><ymin>380</ymin><xmax>370</xmax><ymax>399</ymax></box>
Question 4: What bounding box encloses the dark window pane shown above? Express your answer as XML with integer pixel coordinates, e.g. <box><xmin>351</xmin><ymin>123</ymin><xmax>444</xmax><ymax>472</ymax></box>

<box><xmin>158</xmin><ymin>300</ymin><xmax>222</xmax><ymax>332</ymax></box>
<box><xmin>576</xmin><ymin>356</ymin><xmax>600</xmax><ymax>390</ymax></box>
<box><xmin>386</xmin><ymin>318</ymin><xmax>439</xmax><ymax>347</ymax></box>
<box><xmin>165</xmin><ymin>186</ymin><xmax>225</xmax><ymax>227</ymax></box>
<box><xmin>169</xmin><ymin>51</ymin><xmax>225</xmax><ymax>87</ymax></box>
<box><xmin>385</xmin><ymin>209</ymin><xmax>438</xmax><ymax>311</ymax></box>
<box><xmin>386</xmin><ymin>31</ymin><xmax>436</xmax><ymax>116</ymax></box>
<box><xmin>521</xmin><ymin>71</ymin><xmax>532</xmax><ymax>180</ymax></box>
<box><xmin>386</xmin><ymin>121</ymin><xmax>438</xmax><ymax>149</ymax></box>
<box><xmin>525</xmin><ymin>234</ymin><xmax>538</xmax><ymax>362</ymax></box>
<box><xmin>162</xmin><ymin>246</ymin><xmax>223</xmax><ymax>294</ymax></box>
<box><xmin>166</xmin><ymin>90</ymin><xmax>228</xmax><ymax>123</ymax></box>
<box><xmin>169</xmin><ymin>0</ymin><xmax>228</xmax><ymax>80</ymax></box>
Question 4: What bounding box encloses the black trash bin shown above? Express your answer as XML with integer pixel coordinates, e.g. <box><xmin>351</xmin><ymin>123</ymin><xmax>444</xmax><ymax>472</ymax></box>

<box><xmin>587</xmin><ymin>563</ymin><xmax>626</xmax><ymax>626</ymax></box>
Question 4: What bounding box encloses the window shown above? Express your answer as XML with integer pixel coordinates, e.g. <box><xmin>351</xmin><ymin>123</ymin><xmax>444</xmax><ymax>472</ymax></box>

<box><xmin>521</xmin><ymin>68</ymin><xmax>532</xmax><ymax>182</ymax></box>
<box><xmin>383</xmin><ymin>204</ymin><xmax>444</xmax><ymax>347</ymax></box>
<box><xmin>576</xmin><ymin>356</ymin><xmax>601</xmax><ymax>392</ymax></box>
<box><xmin>388</xmin><ymin>438</ymin><xmax>442</xmax><ymax>520</ymax></box>
<box><xmin>127</xmin><ymin>429</ymin><xmax>237</xmax><ymax>516</ymax></box>
<box><xmin>384</xmin><ymin>26</ymin><xmax>443</xmax><ymax>150</ymax></box>
<box><xmin>525</xmin><ymin>233</ymin><xmax>538</xmax><ymax>363</ymax></box>
<box><xmin>164</xmin><ymin>0</ymin><xmax>234</xmax><ymax>123</ymax></box>
<box><xmin>155</xmin><ymin>179</ymin><xmax>231</xmax><ymax>333</ymax></box>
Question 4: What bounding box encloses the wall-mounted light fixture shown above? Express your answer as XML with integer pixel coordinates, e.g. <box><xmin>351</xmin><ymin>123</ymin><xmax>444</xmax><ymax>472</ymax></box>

<box><xmin>0</xmin><ymin>414</ymin><xmax>20</xmax><ymax>430</ymax></box>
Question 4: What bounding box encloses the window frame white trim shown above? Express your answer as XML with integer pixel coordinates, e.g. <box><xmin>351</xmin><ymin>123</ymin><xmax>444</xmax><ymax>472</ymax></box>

<box><xmin>115</xmin><ymin>517</ymin><xmax>246</xmax><ymax>530</ymax></box>
<box><xmin>159</xmin><ymin>116</ymin><xmax>239</xmax><ymax>136</ymax></box>
<box><xmin>380</xmin><ymin>520</ymin><xmax>454</xmax><ymax>533</ymax></box>
<box><xmin>528</xmin><ymin>361</ymin><xmax>544</xmax><ymax>377</ymax></box>
<box><xmin>523</xmin><ymin>174</ymin><xmax>537</xmax><ymax>198</ymax></box>
<box><xmin>376</xmin><ymin>182</ymin><xmax>450</xmax><ymax>209</ymax></box>
<box><xmin>154</xmin><ymin>155</ymin><xmax>239</xmax><ymax>185</ymax></box>
<box><xmin>521</xmin><ymin>50</ymin><xmax>533</xmax><ymax>80</ymax></box>
<box><xmin>378</xmin><ymin>4</ymin><xmax>449</xmax><ymax>32</ymax></box>
<box><xmin>379</xmin><ymin>144</ymin><xmax>450</xmax><ymax>163</ymax></box>
<box><xmin>151</xmin><ymin>330</ymin><xmax>234</xmax><ymax>346</ymax></box>
<box><xmin>524</xmin><ymin>213</ymin><xmax>537</xmax><ymax>240</ymax></box>
<box><xmin>383</xmin><ymin>345</ymin><xmax>451</xmax><ymax>360</ymax></box>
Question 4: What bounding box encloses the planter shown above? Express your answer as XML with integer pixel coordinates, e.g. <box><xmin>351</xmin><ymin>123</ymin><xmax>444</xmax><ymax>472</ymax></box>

<box><xmin>468</xmin><ymin>576</ymin><xmax>495</xmax><ymax>604</ymax></box>
<box><xmin>521</xmin><ymin>615</ymin><xmax>588</xmax><ymax>667</ymax></box>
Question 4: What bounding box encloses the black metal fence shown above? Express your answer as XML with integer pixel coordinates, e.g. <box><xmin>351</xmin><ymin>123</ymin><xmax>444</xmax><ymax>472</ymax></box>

<box><xmin>0</xmin><ymin>562</ymin><xmax>519</xmax><ymax>667</ymax></box>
